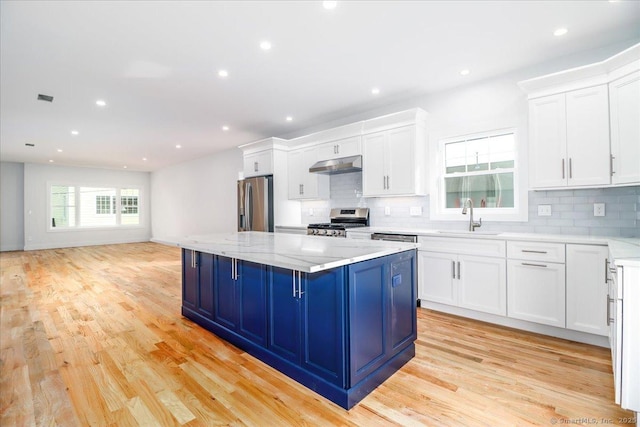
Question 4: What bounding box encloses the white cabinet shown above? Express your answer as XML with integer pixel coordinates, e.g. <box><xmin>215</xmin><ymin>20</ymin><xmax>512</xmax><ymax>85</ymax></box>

<box><xmin>362</xmin><ymin>125</ymin><xmax>426</xmax><ymax>197</ymax></box>
<box><xmin>317</xmin><ymin>136</ymin><xmax>361</xmax><ymax>161</ymax></box>
<box><xmin>243</xmin><ymin>150</ymin><xmax>273</xmax><ymax>178</ymax></box>
<box><xmin>609</xmin><ymin>70</ymin><xmax>640</xmax><ymax>185</ymax></box>
<box><xmin>529</xmin><ymin>85</ymin><xmax>610</xmax><ymax>189</ymax></box>
<box><xmin>418</xmin><ymin>237</ymin><xmax>506</xmax><ymax>316</ymax></box>
<box><xmin>566</xmin><ymin>244</ymin><xmax>608</xmax><ymax>336</ymax></box>
<box><xmin>507</xmin><ymin>241</ymin><xmax>566</xmax><ymax>328</ymax></box>
<box><xmin>288</xmin><ymin>146</ymin><xmax>329</xmax><ymax>200</ymax></box>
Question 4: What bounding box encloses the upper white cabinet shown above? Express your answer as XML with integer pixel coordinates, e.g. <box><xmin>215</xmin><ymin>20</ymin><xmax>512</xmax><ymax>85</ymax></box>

<box><xmin>317</xmin><ymin>136</ymin><xmax>361</xmax><ymax>161</ymax></box>
<box><xmin>609</xmin><ymin>70</ymin><xmax>640</xmax><ymax>185</ymax></box>
<box><xmin>520</xmin><ymin>43</ymin><xmax>640</xmax><ymax>189</ymax></box>
<box><xmin>243</xmin><ymin>150</ymin><xmax>273</xmax><ymax>178</ymax></box>
<box><xmin>529</xmin><ymin>85</ymin><xmax>610</xmax><ymax>189</ymax></box>
<box><xmin>288</xmin><ymin>146</ymin><xmax>329</xmax><ymax>200</ymax></box>
<box><xmin>362</xmin><ymin>124</ymin><xmax>427</xmax><ymax>197</ymax></box>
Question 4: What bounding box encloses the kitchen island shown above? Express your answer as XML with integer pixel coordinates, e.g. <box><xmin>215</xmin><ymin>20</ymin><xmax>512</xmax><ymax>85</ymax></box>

<box><xmin>156</xmin><ymin>232</ymin><xmax>418</xmax><ymax>409</ymax></box>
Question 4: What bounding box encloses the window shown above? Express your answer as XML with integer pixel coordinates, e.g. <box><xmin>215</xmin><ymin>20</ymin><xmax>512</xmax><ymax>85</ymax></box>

<box><xmin>49</xmin><ymin>184</ymin><xmax>141</xmax><ymax>229</ymax></box>
<box><xmin>432</xmin><ymin>129</ymin><xmax>527</xmax><ymax>221</ymax></box>
<box><xmin>51</xmin><ymin>185</ymin><xmax>76</xmax><ymax>228</ymax></box>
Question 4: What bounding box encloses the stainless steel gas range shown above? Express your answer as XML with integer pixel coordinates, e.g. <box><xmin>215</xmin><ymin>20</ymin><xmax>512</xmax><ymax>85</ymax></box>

<box><xmin>307</xmin><ymin>208</ymin><xmax>369</xmax><ymax>237</ymax></box>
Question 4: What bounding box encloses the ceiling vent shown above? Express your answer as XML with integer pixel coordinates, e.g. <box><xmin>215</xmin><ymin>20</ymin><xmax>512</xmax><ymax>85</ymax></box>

<box><xmin>37</xmin><ymin>94</ymin><xmax>54</xmax><ymax>102</ymax></box>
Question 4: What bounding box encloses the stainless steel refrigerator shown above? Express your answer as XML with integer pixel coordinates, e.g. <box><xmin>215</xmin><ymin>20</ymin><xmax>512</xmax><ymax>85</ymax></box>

<box><xmin>237</xmin><ymin>175</ymin><xmax>274</xmax><ymax>232</ymax></box>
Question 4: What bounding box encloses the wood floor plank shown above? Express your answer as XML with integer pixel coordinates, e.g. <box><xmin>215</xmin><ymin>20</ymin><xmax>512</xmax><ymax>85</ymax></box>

<box><xmin>1</xmin><ymin>242</ymin><xmax>635</xmax><ymax>426</ymax></box>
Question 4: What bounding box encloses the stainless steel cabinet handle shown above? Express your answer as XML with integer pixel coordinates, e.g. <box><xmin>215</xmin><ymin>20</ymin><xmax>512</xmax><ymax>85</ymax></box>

<box><xmin>301</xmin><ymin>184</ymin><xmax>304</xmax><ymax>195</ymax></box>
<box><xmin>191</xmin><ymin>250</ymin><xmax>196</xmax><ymax>268</ymax></box>
<box><xmin>610</xmin><ymin>266</ymin><xmax>617</xmax><ymax>275</ymax></box>
<box><xmin>254</xmin><ymin>161</ymin><xmax>258</xmax><ymax>172</ymax></box>
<box><xmin>522</xmin><ymin>250</ymin><xmax>547</xmax><ymax>254</ymax></box>
<box><xmin>569</xmin><ymin>158</ymin><xmax>573</xmax><ymax>179</ymax></box>
<box><xmin>607</xmin><ymin>295</ymin><xmax>613</xmax><ymax>326</ymax></box>
<box><xmin>562</xmin><ymin>159</ymin><xmax>565</xmax><ymax>179</ymax></box>
<box><xmin>292</xmin><ymin>271</ymin><xmax>296</xmax><ymax>297</ymax></box>
<box><xmin>297</xmin><ymin>271</ymin><xmax>304</xmax><ymax>297</ymax></box>
<box><xmin>299</xmin><ymin>184</ymin><xmax>303</xmax><ymax>195</ymax></box>
<box><xmin>605</xmin><ymin>258</ymin><xmax>609</xmax><ymax>284</ymax></box>
<box><xmin>457</xmin><ymin>261</ymin><xmax>461</xmax><ymax>279</ymax></box>
<box><xmin>610</xmin><ymin>154</ymin><xmax>615</xmax><ymax>176</ymax></box>
<box><xmin>522</xmin><ymin>262</ymin><xmax>547</xmax><ymax>268</ymax></box>
<box><xmin>452</xmin><ymin>261</ymin><xmax>456</xmax><ymax>279</ymax></box>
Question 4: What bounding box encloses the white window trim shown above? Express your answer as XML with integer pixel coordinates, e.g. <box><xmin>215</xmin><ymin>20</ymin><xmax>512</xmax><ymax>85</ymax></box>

<box><xmin>429</xmin><ymin>128</ymin><xmax>528</xmax><ymax>222</ymax></box>
<box><xmin>47</xmin><ymin>182</ymin><xmax>144</xmax><ymax>232</ymax></box>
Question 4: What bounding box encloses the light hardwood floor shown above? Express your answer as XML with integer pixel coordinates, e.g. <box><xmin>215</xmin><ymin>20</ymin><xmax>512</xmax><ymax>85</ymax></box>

<box><xmin>1</xmin><ymin>242</ymin><xmax>635</xmax><ymax>426</ymax></box>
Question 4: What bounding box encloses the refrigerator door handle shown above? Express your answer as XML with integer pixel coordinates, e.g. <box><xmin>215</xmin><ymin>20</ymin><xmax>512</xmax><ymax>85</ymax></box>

<box><xmin>245</xmin><ymin>182</ymin><xmax>253</xmax><ymax>231</ymax></box>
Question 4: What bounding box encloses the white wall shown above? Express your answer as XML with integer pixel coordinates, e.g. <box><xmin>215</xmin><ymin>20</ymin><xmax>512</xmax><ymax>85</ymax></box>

<box><xmin>0</xmin><ymin>162</ymin><xmax>25</xmax><ymax>251</ymax></box>
<box><xmin>23</xmin><ymin>163</ymin><xmax>151</xmax><ymax>250</ymax></box>
<box><xmin>150</xmin><ymin>147</ymin><xmax>242</xmax><ymax>238</ymax></box>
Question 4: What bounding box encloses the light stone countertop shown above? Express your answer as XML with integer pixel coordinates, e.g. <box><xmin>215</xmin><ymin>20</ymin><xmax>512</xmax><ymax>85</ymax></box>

<box><xmin>343</xmin><ymin>226</ymin><xmax>640</xmax><ymax>267</ymax></box>
<box><xmin>152</xmin><ymin>231</ymin><xmax>418</xmax><ymax>273</ymax></box>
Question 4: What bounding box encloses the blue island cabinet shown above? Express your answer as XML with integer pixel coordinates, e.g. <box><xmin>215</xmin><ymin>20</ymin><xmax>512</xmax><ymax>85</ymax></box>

<box><xmin>181</xmin><ymin>248</ymin><xmax>416</xmax><ymax>410</ymax></box>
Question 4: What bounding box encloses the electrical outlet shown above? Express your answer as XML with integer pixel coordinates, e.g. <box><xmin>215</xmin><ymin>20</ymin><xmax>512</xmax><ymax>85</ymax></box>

<box><xmin>384</xmin><ymin>206</ymin><xmax>391</xmax><ymax>216</ymax></box>
<box><xmin>538</xmin><ymin>205</ymin><xmax>552</xmax><ymax>216</ymax></box>
<box><xmin>594</xmin><ymin>203</ymin><xmax>605</xmax><ymax>217</ymax></box>
<box><xmin>410</xmin><ymin>206</ymin><xmax>422</xmax><ymax>216</ymax></box>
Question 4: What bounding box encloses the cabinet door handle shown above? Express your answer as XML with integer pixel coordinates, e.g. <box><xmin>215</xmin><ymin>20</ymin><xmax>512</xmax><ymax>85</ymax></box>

<box><xmin>292</xmin><ymin>270</ymin><xmax>296</xmax><ymax>297</ymax></box>
<box><xmin>297</xmin><ymin>271</ymin><xmax>304</xmax><ymax>297</ymax></box>
<box><xmin>522</xmin><ymin>250</ymin><xmax>547</xmax><ymax>254</ymax></box>
<box><xmin>605</xmin><ymin>258</ymin><xmax>609</xmax><ymax>284</ymax></box>
<box><xmin>457</xmin><ymin>261</ymin><xmax>461</xmax><ymax>279</ymax></box>
<box><xmin>569</xmin><ymin>158</ymin><xmax>573</xmax><ymax>179</ymax></box>
<box><xmin>299</xmin><ymin>184</ymin><xmax>303</xmax><ymax>195</ymax></box>
<box><xmin>452</xmin><ymin>260</ymin><xmax>456</xmax><ymax>279</ymax></box>
<box><xmin>191</xmin><ymin>250</ymin><xmax>196</xmax><ymax>268</ymax></box>
<box><xmin>610</xmin><ymin>154</ymin><xmax>615</xmax><ymax>176</ymax></box>
<box><xmin>383</xmin><ymin>176</ymin><xmax>386</xmax><ymax>190</ymax></box>
<box><xmin>254</xmin><ymin>161</ymin><xmax>258</xmax><ymax>172</ymax></box>
<box><xmin>522</xmin><ymin>262</ymin><xmax>547</xmax><ymax>268</ymax></box>
<box><xmin>607</xmin><ymin>295</ymin><xmax>613</xmax><ymax>326</ymax></box>
<box><xmin>562</xmin><ymin>159</ymin><xmax>565</xmax><ymax>179</ymax></box>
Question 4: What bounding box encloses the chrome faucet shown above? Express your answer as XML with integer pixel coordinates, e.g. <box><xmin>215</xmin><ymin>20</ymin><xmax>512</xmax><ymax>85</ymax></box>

<box><xmin>462</xmin><ymin>198</ymin><xmax>482</xmax><ymax>231</ymax></box>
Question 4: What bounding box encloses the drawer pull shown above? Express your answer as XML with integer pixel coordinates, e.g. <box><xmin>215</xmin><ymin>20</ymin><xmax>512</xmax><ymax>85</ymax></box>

<box><xmin>522</xmin><ymin>262</ymin><xmax>547</xmax><ymax>268</ymax></box>
<box><xmin>452</xmin><ymin>261</ymin><xmax>455</xmax><ymax>279</ymax></box>
<box><xmin>522</xmin><ymin>250</ymin><xmax>547</xmax><ymax>254</ymax></box>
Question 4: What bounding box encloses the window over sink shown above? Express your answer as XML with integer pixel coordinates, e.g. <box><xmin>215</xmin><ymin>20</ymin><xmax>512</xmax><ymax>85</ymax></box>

<box><xmin>432</xmin><ymin>129</ymin><xmax>527</xmax><ymax>222</ymax></box>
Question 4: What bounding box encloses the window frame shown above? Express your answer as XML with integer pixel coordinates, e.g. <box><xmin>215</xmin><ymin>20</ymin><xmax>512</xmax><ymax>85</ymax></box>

<box><xmin>430</xmin><ymin>128</ymin><xmax>528</xmax><ymax>222</ymax></box>
<box><xmin>47</xmin><ymin>182</ymin><xmax>143</xmax><ymax>232</ymax></box>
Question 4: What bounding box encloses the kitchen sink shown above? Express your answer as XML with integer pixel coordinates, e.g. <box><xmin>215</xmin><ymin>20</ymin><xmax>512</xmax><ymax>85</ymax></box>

<box><xmin>436</xmin><ymin>230</ymin><xmax>502</xmax><ymax>236</ymax></box>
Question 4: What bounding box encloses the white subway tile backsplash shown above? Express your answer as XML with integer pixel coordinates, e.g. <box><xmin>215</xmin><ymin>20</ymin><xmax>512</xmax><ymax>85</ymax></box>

<box><xmin>299</xmin><ymin>174</ymin><xmax>639</xmax><ymax>237</ymax></box>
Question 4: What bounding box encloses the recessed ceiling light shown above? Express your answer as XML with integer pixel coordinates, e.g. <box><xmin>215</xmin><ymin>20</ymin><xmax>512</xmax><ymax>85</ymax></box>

<box><xmin>554</xmin><ymin>28</ymin><xmax>568</xmax><ymax>37</ymax></box>
<box><xmin>49</xmin><ymin>159</ymin><xmax>54</xmax><ymax>163</ymax></box>
<box><xmin>57</xmin><ymin>148</ymin><xmax>63</xmax><ymax>153</ymax></box>
<box><xmin>286</xmin><ymin>116</ymin><xmax>293</xmax><ymax>122</ymax></box>
<box><xmin>323</xmin><ymin>1</ymin><xmax>338</xmax><ymax>10</ymax></box>
<box><xmin>142</xmin><ymin>157</ymin><xmax>147</xmax><ymax>161</ymax></box>
<box><xmin>222</xmin><ymin>125</ymin><xmax>230</xmax><ymax>131</ymax></box>
<box><xmin>71</xmin><ymin>130</ymin><xmax>79</xmax><ymax>135</ymax></box>
<box><xmin>371</xmin><ymin>87</ymin><xmax>380</xmax><ymax>95</ymax></box>
<box><xmin>96</xmin><ymin>99</ymin><xmax>107</xmax><ymax>107</ymax></box>
<box><xmin>218</xmin><ymin>69</ymin><xmax>228</xmax><ymax>78</ymax></box>
<box><xmin>123</xmin><ymin>165</ymin><xmax>128</xmax><ymax>169</ymax></box>
<box><xmin>460</xmin><ymin>69</ymin><xmax>470</xmax><ymax>76</ymax></box>
<box><xmin>176</xmin><ymin>144</ymin><xmax>182</xmax><ymax>149</ymax></box>
<box><xmin>260</xmin><ymin>40</ymin><xmax>272</xmax><ymax>51</ymax></box>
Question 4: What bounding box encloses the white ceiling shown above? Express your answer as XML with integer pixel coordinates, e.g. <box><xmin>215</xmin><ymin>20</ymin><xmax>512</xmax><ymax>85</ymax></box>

<box><xmin>1</xmin><ymin>1</ymin><xmax>639</xmax><ymax>172</ymax></box>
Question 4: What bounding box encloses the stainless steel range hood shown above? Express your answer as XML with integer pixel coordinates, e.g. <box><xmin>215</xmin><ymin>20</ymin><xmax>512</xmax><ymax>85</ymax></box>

<box><xmin>309</xmin><ymin>155</ymin><xmax>362</xmax><ymax>175</ymax></box>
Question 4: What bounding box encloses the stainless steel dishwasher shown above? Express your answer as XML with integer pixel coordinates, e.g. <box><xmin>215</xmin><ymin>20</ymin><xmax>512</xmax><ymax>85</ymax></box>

<box><xmin>370</xmin><ymin>232</ymin><xmax>418</xmax><ymax>243</ymax></box>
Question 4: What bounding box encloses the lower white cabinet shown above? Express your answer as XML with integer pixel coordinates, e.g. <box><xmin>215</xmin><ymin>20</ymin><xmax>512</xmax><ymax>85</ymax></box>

<box><xmin>419</xmin><ymin>251</ymin><xmax>506</xmax><ymax>316</ymax></box>
<box><xmin>507</xmin><ymin>260</ymin><xmax>565</xmax><ymax>328</ymax></box>
<box><xmin>566</xmin><ymin>244</ymin><xmax>608</xmax><ymax>336</ymax></box>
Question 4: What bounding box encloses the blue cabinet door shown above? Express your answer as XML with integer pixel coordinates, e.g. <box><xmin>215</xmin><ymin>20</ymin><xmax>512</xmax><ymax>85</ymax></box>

<box><xmin>214</xmin><ymin>256</ymin><xmax>237</xmax><ymax>330</ymax></box>
<box><xmin>197</xmin><ymin>252</ymin><xmax>215</xmax><ymax>318</ymax></box>
<box><xmin>389</xmin><ymin>251</ymin><xmax>417</xmax><ymax>353</ymax></box>
<box><xmin>238</xmin><ymin>261</ymin><xmax>268</xmax><ymax>346</ymax></box>
<box><xmin>268</xmin><ymin>266</ymin><xmax>301</xmax><ymax>363</ymax></box>
<box><xmin>182</xmin><ymin>249</ymin><xmax>198</xmax><ymax>311</ymax></box>
<box><xmin>348</xmin><ymin>257</ymin><xmax>387</xmax><ymax>386</ymax></box>
<box><xmin>302</xmin><ymin>268</ymin><xmax>347</xmax><ymax>387</ymax></box>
